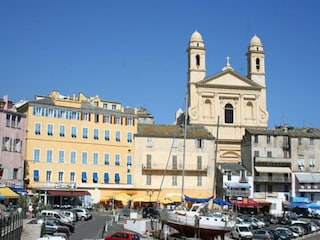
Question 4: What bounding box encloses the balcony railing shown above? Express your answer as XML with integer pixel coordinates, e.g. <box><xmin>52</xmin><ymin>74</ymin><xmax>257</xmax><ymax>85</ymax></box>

<box><xmin>142</xmin><ymin>164</ymin><xmax>208</xmax><ymax>176</ymax></box>
<box><xmin>254</xmin><ymin>176</ymin><xmax>292</xmax><ymax>183</ymax></box>
<box><xmin>254</xmin><ymin>156</ymin><xmax>291</xmax><ymax>165</ymax></box>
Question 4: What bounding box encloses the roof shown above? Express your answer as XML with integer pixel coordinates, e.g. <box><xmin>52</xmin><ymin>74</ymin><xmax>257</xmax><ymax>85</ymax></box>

<box><xmin>217</xmin><ymin>162</ymin><xmax>252</xmax><ymax>176</ymax></box>
<box><xmin>246</xmin><ymin>126</ymin><xmax>320</xmax><ymax>138</ymax></box>
<box><xmin>136</xmin><ymin>124</ymin><xmax>214</xmax><ymax>139</ymax></box>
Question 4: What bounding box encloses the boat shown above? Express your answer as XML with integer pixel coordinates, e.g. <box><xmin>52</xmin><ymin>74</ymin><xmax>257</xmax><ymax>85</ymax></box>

<box><xmin>160</xmin><ymin>200</ymin><xmax>236</xmax><ymax>240</ymax></box>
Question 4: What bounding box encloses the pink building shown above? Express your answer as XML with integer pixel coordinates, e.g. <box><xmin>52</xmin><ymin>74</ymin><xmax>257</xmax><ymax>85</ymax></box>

<box><xmin>0</xmin><ymin>95</ymin><xmax>26</xmax><ymax>189</ymax></box>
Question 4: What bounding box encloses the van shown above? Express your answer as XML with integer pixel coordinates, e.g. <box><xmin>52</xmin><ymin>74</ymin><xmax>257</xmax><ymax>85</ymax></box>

<box><xmin>41</xmin><ymin>210</ymin><xmax>72</xmax><ymax>223</ymax></box>
<box><xmin>230</xmin><ymin>224</ymin><xmax>253</xmax><ymax>240</ymax></box>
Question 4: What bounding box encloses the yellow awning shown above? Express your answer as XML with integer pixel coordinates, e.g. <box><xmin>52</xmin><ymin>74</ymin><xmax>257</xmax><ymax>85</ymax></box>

<box><xmin>0</xmin><ymin>187</ymin><xmax>19</xmax><ymax>198</ymax></box>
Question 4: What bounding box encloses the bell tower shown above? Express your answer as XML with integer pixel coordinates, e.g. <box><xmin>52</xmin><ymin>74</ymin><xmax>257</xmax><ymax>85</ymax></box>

<box><xmin>247</xmin><ymin>34</ymin><xmax>265</xmax><ymax>87</ymax></box>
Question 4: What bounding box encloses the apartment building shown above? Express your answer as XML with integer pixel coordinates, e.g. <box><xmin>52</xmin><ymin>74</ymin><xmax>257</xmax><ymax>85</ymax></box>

<box><xmin>0</xmin><ymin>95</ymin><xmax>26</xmax><ymax>194</ymax></box>
<box><xmin>242</xmin><ymin>125</ymin><xmax>320</xmax><ymax>215</ymax></box>
<box><xmin>17</xmin><ymin>91</ymin><xmax>142</xmax><ymax>207</ymax></box>
<box><xmin>133</xmin><ymin>124</ymin><xmax>216</xmax><ymax>207</ymax></box>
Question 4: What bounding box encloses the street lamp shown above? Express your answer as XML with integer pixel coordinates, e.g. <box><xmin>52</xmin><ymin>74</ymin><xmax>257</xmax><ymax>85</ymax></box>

<box><xmin>146</xmin><ymin>189</ymin><xmax>154</xmax><ymax>202</ymax></box>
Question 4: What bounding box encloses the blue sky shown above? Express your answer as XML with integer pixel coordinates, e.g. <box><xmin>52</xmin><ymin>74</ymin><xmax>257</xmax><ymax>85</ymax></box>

<box><xmin>1</xmin><ymin>1</ymin><xmax>319</xmax><ymax>128</ymax></box>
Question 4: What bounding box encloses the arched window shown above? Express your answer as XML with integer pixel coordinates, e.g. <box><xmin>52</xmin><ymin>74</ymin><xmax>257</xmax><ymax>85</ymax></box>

<box><xmin>196</xmin><ymin>54</ymin><xmax>200</xmax><ymax>66</ymax></box>
<box><xmin>225</xmin><ymin>103</ymin><xmax>233</xmax><ymax>123</ymax></box>
<box><xmin>256</xmin><ymin>58</ymin><xmax>260</xmax><ymax>70</ymax></box>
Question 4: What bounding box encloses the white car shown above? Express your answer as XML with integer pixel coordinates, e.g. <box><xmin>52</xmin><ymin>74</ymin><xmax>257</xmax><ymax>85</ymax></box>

<box><xmin>73</xmin><ymin>208</ymin><xmax>92</xmax><ymax>221</ymax></box>
<box><xmin>230</xmin><ymin>224</ymin><xmax>253</xmax><ymax>239</ymax></box>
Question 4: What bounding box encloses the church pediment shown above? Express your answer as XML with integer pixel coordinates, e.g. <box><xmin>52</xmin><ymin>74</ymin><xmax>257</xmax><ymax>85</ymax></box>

<box><xmin>197</xmin><ymin>69</ymin><xmax>261</xmax><ymax>89</ymax></box>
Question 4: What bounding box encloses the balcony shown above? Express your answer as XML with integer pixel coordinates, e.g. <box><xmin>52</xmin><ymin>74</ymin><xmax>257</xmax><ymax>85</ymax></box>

<box><xmin>254</xmin><ymin>156</ymin><xmax>291</xmax><ymax>166</ymax></box>
<box><xmin>255</xmin><ymin>176</ymin><xmax>292</xmax><ymax>183</ymax></box>
<box><xmin>141</xmin><ymin>164</ymin><xmax>208</xmax><ymax>176</ymax></box>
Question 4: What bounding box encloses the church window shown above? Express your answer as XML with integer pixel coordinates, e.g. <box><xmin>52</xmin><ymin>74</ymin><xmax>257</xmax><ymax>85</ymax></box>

<box><xmin>256</xmin><ymin>58</ymin><xmax>260</xmax><ymax>70</ymax></box>
<box><xmin>224</xmin><ymin>103</ymin><xmax>234</xmax><ymax>123</ymax></box>
<box><xmin>196</xmin><ymin>54</ymin><xmax>200</xmax><ymax>66</ymax></box>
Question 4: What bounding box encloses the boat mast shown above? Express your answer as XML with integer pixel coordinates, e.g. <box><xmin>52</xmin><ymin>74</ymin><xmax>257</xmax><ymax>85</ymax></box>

<box><xmin>213</xmin><ymin>116</ymin><xmax>220</xmax><ymax>202</ymax></box>
<box><xmin>181</xmin><ymin>92</ymin><xmax>188</xmax><ymax>203</ymax></box>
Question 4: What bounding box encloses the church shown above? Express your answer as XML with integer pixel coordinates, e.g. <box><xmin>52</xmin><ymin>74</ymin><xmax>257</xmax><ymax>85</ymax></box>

<box><xmin>186</xmin><ymin>31</ymin><xmax>269</xmax><ymax>163</ymax></box>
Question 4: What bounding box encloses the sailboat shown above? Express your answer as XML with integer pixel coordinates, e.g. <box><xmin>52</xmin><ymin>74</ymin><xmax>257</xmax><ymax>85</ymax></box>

<box><xmin>159</xmin><ymin>96</ymin><xmax>236</xmax><ymax>240</ymax></box>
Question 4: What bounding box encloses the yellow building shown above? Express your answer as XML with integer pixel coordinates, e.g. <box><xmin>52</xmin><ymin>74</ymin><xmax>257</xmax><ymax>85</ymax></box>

<box><xmin>17</xmin><ymin>91</ymin><xmax>141</xmax><ymax>207</ymax></box>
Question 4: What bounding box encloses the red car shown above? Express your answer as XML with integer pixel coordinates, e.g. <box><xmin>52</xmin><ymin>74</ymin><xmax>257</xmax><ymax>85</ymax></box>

<box><xmin>104</xmin><ymin>231</ymin><xmax>140</xmax><ymax>240</ymax></box>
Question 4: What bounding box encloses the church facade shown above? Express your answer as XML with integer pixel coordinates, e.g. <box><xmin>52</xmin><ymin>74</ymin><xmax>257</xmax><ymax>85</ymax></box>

<box><xmin>187</xmin><ymin>31</ymin><xmax>269</xmax><ymax>163</ymax></box>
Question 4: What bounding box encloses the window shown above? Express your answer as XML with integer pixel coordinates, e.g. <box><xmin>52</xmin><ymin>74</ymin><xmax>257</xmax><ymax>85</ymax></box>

<box><xmin>104</xmin><ymin>153</ymin><xmax>110</xmax><ymax>165</ymax></box>
<box><xmin>224</xmin><ymin>103</ymin><xmax>234</xmax><ymax>123</ymax></box>
<box><xmin>46</xmin><ymin>170</ymin><xmax>52</xmax><ymax>182</ymax></box>
<box><xmin>70</xmin><ymin>151</ymin><xmax>76</xmax><ymax>164</ymax></box>
<box><xmin>94</xmin><ymin>114</ymin><xmax>99</xmax><ymax>123</ymax></box>
<box><xmin>93</xmin><ymin>172</ymin><xmax>98</xmax><ymax>183</ymax></box>
<box><xmin>298</xmin><ymin>158</ymin><xmax>305</xmax><ymax>167</ymax></box>
<box><xmin>82</xmin><ymin>152</ymin><xmax>88</xmax><ymax>164</ymax></box>
<box><xmin>298</xmin><ymin>138</ymin><xmax>302</xmax><ymax>145</ymax></box>
<box><xmin>70</xmin><ymin>172</ymin><xmax>75</xmax><ymax>182</ymax></box>
<box><xmin>127</xmin><ymin>117</ymin><xmax>133</xmax><ymax>126</ymax></box>
<box><xmin>71</xmin><ymin>126</ymin><xmax>77</xmax><ymax>138</ymax></box>
<box><xmin>256</xmin><ymin>58</ymin><xmax>260</xmax><ymax>70</ymax></box>
<box><xmin>104</xmin><ymin>115</ymin><xmax>110</xmax><ymax>123</ymax></box>
<box><xmin>254</xmin><ymin>135</ymin><xmax>258</xmax><ymax>143</ymax></box>
<box><xmin>146</xmin><ymin>175</ymin><xmax>151</xmax><ymax>185</ymax></box>
<box><xmin>196</xmin><ymin>54</ymin><xmax>200</xmax><ymax>66</ymax></box>
<box><xmin>115</xmin><ymin>154</ymin><xmax>120</xmax><ymax>166</ymax></box>
<box><xmin>255</xmin><ymin>184</ymin><xmax>260</xmax><ymax>192</ymax></box>
<box><xmin>115</xmin><ymin>173</ymin><xmax>120</xmax><ymax>183</ymax></box>
<box><xmin>104</xmin><ymin>173</ymin><xmax>109</xmax><ymax>183</ymax></box>
<box><xmin>196</xmin><ymin>139</ymin><xmax>204</xmax><ymax>148</ymax></box>
<box><xmin>172</xmin><ymin>175</ymin><xmax>177</xmax><ymax>186</ymax></box>
<box><xmin>267</xmin><ymin>185</ymin><xmax>273</xmax><ymax>193</ymax></box>
<box><xmin>127</xmin><ymin>132</ymin><xmax>133</xmax><ymax>143</ymax></box>
<box><xmin>115</xmin><ymin>131</ymin><xmax>121</xmax><ymax>142</ymax></box>
<box><xmin>172</xmin><ymin>155</ymin><xmax>177</xmax><ymax>169</ymax></box>
<box><xmin>81</xmin><ymin>172</ymin><xmax>87</xmax><ymax>183</ymax></box>
<box><xmin>104</xmin><ymin>130</ymin><xmax>110</xmax><ymax>141</ymax></box>
<box><xmin>115</xmin><ymin>117</ymin><xmax>121</xmax><ymax>125</ymax></box>
<box><xmin>58</xmin><ymin>171</ymin><xmax>63</xmax><ymax>182</ymax></box>
<box><xmin>14</xmin><ymin>139</ymin><xmax>22</xmax><ymax>152</ymax></box>
<box><xmin>197</xmin><ymin>176</ymin><xmax>202</xmax><ymax>186</ymax></box>
<box><xmin>309</xmin><ymin>158</ymin><xmax>315</xmax><ymax>167</ymax></box>
<box><xmin>226</xmin><ymin>171</ymin><xmax>232</xmax><ymax>181</ymax></box>
<box><xmin>197</xmin><ymin>156</ymin><xmax>202</xmax><ymax>170</ymax></box>
<box><xmin>2</xmin><ymin>137</ymin><xmax>10</xmax><ymax>151</ymax></box>
<box><xmin>127</xmin><ymin>155</ymin><xmax>132</xmax><ymax>168</ymax></box>
<box><xmin>47</xmin><ymin>124</ymin><xmax>53</xmax><ymax>136</ymax></box>
<box><xmin>59</xmin><ymin>125</ymin><xmax>65</xmax><ymax>137</ymax></box>
<box><xmin>46</xmin><ymin>150</ymin><xmax>53</xmax><ymax>162</ymax></box>
<box><xmin>82</xmin><ymin>113</ymin><xmax>89</xmax><ymax>121</ymax></box>
<box><xmin>93</xmin><ymin>129</ymin><xmax>99</xmax><ymax>140</ymax></box>
<box><xmin>82</xmin><ymin>128</ymin><xmax>88</xmax><ymax>139</ymax></box>
<box><xmin>34</xmin><ymin>170</ymin><xmax>39</xmax><ymax>181</ymax></box>
<box><xmin>93</xmin><ymin>152</ymin><xmax>99</xmax><ymax>165</ymax></box>
<box><xmin>254</xmin><ymin>151</ymin><xmax>259</xmax><ymax>157</ymax></box>
<box><xmin>310</xmin><ymin>138</ymin><xmax>314</xmax><ymax>145</ymax></box>
<box><xmin>58</xmin><ymin>150</ymin><xmax>64</xmax><ymax>163</ymax></box>
<box><xmin>267</xmin><ymin>151</ymin><xmax>272</xmax><ymax>158</ymax></box>
<box><xmin>127</xmin><ymin>174</ymin><xmax>132</xmax><ymax>184</ymax></box>
<box><xmin>35</xmin><ymin>123</ymin><xmax>41</xmax><ymax>135</ymax></box>
<box><xmin>34</xmin><ymin>149</ymin><xmax>40</xmax><ymax>162</ymax></box>
<box><xmin>146</xmin><ymin>154</ymin><xmax>151</xmax><ymax>168</ymax></box>
<box><xmin>13</xmin><ymin>168</ymin><xmax>18</xmax><ymax>179</ymax></box>
<box><xmin>146</xmin><ymin>137</ymin><xmax>153</xmax><ymax>147</ymax></box>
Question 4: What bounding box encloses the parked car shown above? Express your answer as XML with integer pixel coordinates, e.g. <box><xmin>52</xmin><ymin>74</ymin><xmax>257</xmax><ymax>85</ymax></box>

<box><xmin>253</xmin><ymin>229</ymin><xmax>275</xmax><ymax>239</ymax></box>
<box><xmin>266</xmin><ymin>229</ymin><xmax>280</xmax><ymax>240</ymax></box>
<box><xmin>61</xmin><ymin>210</ymin><xmax>77</xmax><ymax>222</ymax></box>
<box><xmin>43</xmin><ymin>219</ymin><xmax>70</xmax><ymax>237</ymax></box>
<box><xmin>230</xmin><ymin>224</ymin><xmax>253</xmax><ymax>239</ymax></box>
<box><xmin>40</xmin><ymin>210</ymin><xmax>72</xmax><ymax>224</ymax></box>
<box><xmin>247</xmin><ymin>217</ymin><xmax>265</xmax><ymax>229</ymax></box>
<box><xmin>288</xmin><ymin>225</ymin><xmax>305</xmax><ymax>237</ymax></box>
<box><xmin>46</xmin><ymin>217</ymin><xmax>75</xmax><ymax>233</ymax></box>
<box><xmin>73</xmin><ymin>208</ymin><xmax>92</xmax><ymax>221</ymax></box>
<box><xmin>291</xmin><ymin>220</ymin><xmax>312</xmax><ymax>234</ymax></box>
<box><xmin>104</xmin><ymin>231</ymin><xmax>140</xmax><ymax>240</ymax></box>
<box><xmin>275</xmin><ymin>227</ymin><xmax>294</xmax><ymax>240</ymax></box>
<box><xmin>276</xmin><ymin>227</ymin><xmax>296</xmax><ymax>238</ymax></box>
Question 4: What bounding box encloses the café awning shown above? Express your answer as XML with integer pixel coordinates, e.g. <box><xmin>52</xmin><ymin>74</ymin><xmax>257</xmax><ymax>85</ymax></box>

<box><xmin>0</xmin><ymin>187</ymin><xmax>19</xmax><ymax>198</ymax></box>
<box><xmin>296</xmin><ymin>173</ymin><xmax>320</xmax><ymax>183</ymax></box>
<box><xmin>232</xmin><ymin>199</ymin><xmax>262</xmax><ymax>208</ymax></box>
<box><xmin>47</xmin><ymin>190</ymin><xmax>91</xmax><ymax>197</ymax></box>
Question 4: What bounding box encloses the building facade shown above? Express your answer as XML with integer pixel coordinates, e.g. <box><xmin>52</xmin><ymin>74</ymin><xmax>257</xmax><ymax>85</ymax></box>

<box><xmin>0</xmin><ymin>95</ymin><xmax>26</xmax><ymax>191</ymax></box>
<box><xmin>186</xmin><ymin>31</ymin><xmax>269</xmax><ymax>163</ymax></box>
<box><xmin>17</xmin><ymin>91</ymin><xmax>141</xmax><ymax>207</ymax></box>
<box><xmin>133</xmin><ymin>124</ymin><xmax>216</xmax><ymax>207</ymax></box>
<box><xmin>242</xmin><ymin>125</ymin><xmax>320</xmax><ymax>215</ymax></box>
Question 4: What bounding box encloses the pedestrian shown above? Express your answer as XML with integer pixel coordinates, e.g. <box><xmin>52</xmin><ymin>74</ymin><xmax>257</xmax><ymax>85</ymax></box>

<box><xmin>28</xmin><ymin>203</ymin><xmax>33</xmax><ymax>218</ymax></box>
